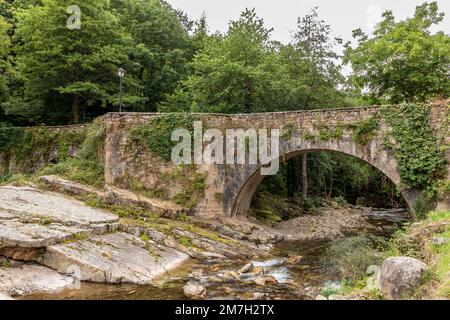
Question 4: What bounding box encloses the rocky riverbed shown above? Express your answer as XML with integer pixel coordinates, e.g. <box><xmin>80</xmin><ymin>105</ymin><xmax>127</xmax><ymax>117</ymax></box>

<box><xmin>274</xmin><ymin>204</ymin><xmax>408</xmax><ymax>241</ymax></box>
<box><xmin>0</xmin><ymin>180</ymin><xmax>272</xmax><ymax>299</ymax></box>
<box><xmin>0</xmin><ymin>177</ymin><xmax>410</xmax><ymax>300</ymax></box>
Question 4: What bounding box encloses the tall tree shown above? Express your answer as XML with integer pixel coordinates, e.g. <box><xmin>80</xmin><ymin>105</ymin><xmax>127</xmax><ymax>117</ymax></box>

<box><xmin>160</xmin><ymin>8</ymin><xmax>286</xmax><ymax>114</ymax></box>
<box><xmin>12</xmin><ymin>0</ymin><xmax>143</xmax><ymax>123</ymax></box>
<box><xmin>281</xmin><ymin>7</ymin><xmax>347</xmax><ymax>201</ymax></box>
<box><xmin>112</xmin><ymin>0</ymin><xmax>193</xmax><ymax>112</ymax></box>
<box><xmin>0</xmin><ymin>15</ymin><xmax>11</xmax><ymax>106</ymax></box>
<box><xmin>344</xmin><ymin>2</ymin><xmax>450</xmax><ymax>103</ymax></box>
<box><xmin>280</xmin><ymin>7</ymin><xmax>347</xmax><ymax>110</ymax></box>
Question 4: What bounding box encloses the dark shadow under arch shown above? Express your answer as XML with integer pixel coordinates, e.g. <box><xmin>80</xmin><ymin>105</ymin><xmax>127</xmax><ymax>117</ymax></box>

<box><xmin>231</xmin><ymin>148</ymin><xmax>416</xmax><ymax>217</ymax></box>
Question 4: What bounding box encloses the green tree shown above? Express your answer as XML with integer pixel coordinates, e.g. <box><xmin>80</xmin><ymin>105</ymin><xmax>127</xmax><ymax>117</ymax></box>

<box><xmin>0</xmin><ymin>15</ymin><xmax>10</xmax><ymax>106</ymax></box>
<box><xmin>112</xmin><ymin>0</ymin><xmax>193</xmax><ymax>111</ymax></box>
<box><xmin>279</xmin><ymin>8</ymin><xmax>348</xmax><ymax>202</ymax></box>
<box><xmin>11</xmin><ymin>0</ymin><xmax>143</xmax><ymax>123</ymax></box>
<box><xmin>344</xmin><ymin>2</ymin><xmax>450</xmax><ymax>103</ymax></box>
<box><xmin>160</xmin><ymin>8</ymin><xmax>286</xmax><ymax>113</ymax></box>
<box><xmin>280</xmin><ymin>7</ymin><xmax>347</xmax><ymax>110</ymax></box>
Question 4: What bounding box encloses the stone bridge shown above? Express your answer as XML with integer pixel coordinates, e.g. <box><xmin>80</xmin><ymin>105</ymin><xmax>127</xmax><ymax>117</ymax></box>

<box><xmin>103</xmin><ymin>104</ymin><xmax>449</xmax><ymax>218</ymax></box>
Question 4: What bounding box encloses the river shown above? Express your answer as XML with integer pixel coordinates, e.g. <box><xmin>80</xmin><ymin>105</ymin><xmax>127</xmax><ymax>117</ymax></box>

<box><xmin>20</xmin><ymin>209</ymin><xmax>407</xmax><ymax>300</ymax></box>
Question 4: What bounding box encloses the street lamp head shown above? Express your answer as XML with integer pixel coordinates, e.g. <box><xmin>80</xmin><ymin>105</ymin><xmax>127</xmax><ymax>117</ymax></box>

<box><xmin>118</xmin><ymin>67</ymin><xmax>125</xmax><ymax>78</ymax></box>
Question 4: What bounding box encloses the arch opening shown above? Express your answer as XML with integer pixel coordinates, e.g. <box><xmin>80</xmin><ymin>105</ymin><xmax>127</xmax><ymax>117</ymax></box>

<box><xmin>231</xmin><ymin>149</ymin><xmax>409</xmax><ymax>218</ymax></box>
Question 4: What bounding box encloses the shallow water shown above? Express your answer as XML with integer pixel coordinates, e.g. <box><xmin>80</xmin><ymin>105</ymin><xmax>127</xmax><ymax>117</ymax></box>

<box><xmin>21</xmin><ymin>239</ymin><xmax>337</xmax><ymax>300</ymax></box>
<box><xmin>21</xmin><ymin>209</ymin><xmax>404</xmax><ymax>300</ymax></box>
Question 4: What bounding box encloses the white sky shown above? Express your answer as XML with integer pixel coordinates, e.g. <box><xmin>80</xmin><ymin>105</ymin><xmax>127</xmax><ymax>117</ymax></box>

<box><xmin>167</xmin><ymin>0</ymin><xmax>450</xmax><ymax>44</ymax></box>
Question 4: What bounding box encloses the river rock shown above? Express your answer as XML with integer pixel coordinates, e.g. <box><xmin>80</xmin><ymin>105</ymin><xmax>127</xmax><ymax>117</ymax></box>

<box><xmin>0</xmin><ymin>220</ymin><xmax>93</xmax><ymax>261</ymax></box>
<box><xmin>223</xmin><ymin>270</ymin><xmax>241</xmax><ymax>281</ymax></box>
<box><xmin>0</xmin><ymin>185</ymin><xmax>119</xmax><ymax>228</ymax></box>
<box><xmin>286</xmin><ymin>255</ymin><xmax>303</xmax><ymax>265</ymax></box>
<box><xmin>252</xmin><ymin>292</ymin><xmax>269</xmax><ymax>300</ymax></box>
<box><xmin>42</xmin><ymin>232</ymin><xmax>189</xmax><ymax>284</ymax></box>
<box><xmin>432</xmin><ymin>237</ymin><xmax>449</xmax><ymax>246</ymax></box>
<box><xmin>377</xmin><ymin>256</ymin><xmax>428</xmax><ymax>300</ymax></box>
<box><xmin>315</xmin><ymin>294</ymin><xmax>327</xmax><ymax>300</ymax></box>
<box><xmin>239</xmin><ymin>262</ymin><xmax>254</xmax><ymax>274</ymax></box>
<box><xmin>254</xmin><ymin>276</ymin><xmax>278</xmax><ymax>286</ymax></box>
<box><xmin>250</xmin><ymin>266</ymin><xmax>265</xmax><ymax>276</ymax></box>
<box><xmin>183</xmin><ymin>282</ymin><xmax>206</xmax><ymax>299</ymax></box>
<box><xmin>0</xmin><ymin>264</ymin><xmax>75</xmax><ymax>297</ymax></box>
<box><xmin>328</xmin><ymin>294</ymin><xmax>347</xmax><ymax>300</ymax></box>
<box><xmin>0</xmin><ymin>210</ymin><xmax>14</xmax><ymax>221</ymax></box>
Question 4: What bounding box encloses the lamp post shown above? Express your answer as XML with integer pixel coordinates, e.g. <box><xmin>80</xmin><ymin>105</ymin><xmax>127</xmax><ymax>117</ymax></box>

<box><xmin>118</xmin><ymin>67</ymin><xmax>125</xmax><ymax>113</ymax></box>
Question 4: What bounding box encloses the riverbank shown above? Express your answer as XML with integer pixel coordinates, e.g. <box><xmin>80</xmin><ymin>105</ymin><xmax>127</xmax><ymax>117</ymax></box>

<box><xmin>0</xmin><ymin>180</ymin><xmax>271</xmax><ymax>299</ymax></box>
<box><xmin>0</xmin><ymin>176</ymin><xmax>448</xmax><ymax>300</ymax></box>
<box><xmin>315</xmin><ymin>211</ymin><xmax>450</xmax><ymax>300</ymax></box>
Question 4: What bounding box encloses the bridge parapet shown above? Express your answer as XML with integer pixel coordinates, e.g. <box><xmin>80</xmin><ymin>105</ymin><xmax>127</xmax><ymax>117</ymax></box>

<box><xmin>102</xmin><ymin>103</ymin><xmax>449</xmax><ymax>217</ymax></box>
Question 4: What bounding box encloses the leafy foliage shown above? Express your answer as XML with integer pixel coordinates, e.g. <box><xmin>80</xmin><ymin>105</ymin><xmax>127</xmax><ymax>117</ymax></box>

<box><xmin>380</xmin><ymin>104</ymin><xmax>445</xmax><ymax>189</ymax></box>
<box><xmin>160</xmin><ymin>8</ymin><xmax>286</xmax><ymax>114</ymax></box>
<box><xmin>344</xmin><ymin>2</ymin><xmax>450</xmax><ymax>103</ymax></box>
<box><xmin>0</xmin><ymin>14</ymin><xmax>11</xmax><ymax>106</ymax></box>
<box><xmin>350</xmin><ymin>117</ymin><xmax>380</xmax><ymax>145</ymax></box>
<box><xmin>132</xmin><ymin>113</ymin><xmax>197</xmax><ymax>162</ymax></box>
<box><xmin>0</xmin><ymin>125</ymin><xmax>86</xmax><ymax>163</ymax></box>
<box><xmin>39</xmin><ymin>122</ymin><xmax>105</xmax><ymax>187</ymax></box>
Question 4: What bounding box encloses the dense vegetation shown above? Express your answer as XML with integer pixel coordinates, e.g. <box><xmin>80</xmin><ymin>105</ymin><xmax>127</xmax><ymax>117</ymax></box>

<box><xmin>0</xmin><ymin>1</ymin><xmax>448</xmax><ymax>213</ymax></box>
<box><xmin>321</xmin><ymin>211</ymin><xmax>450</xmax><ymax>299</ymax></box>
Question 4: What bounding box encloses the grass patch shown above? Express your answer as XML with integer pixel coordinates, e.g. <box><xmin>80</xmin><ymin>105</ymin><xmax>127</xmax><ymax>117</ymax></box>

<box><xmin>0</xmin><ymin>173</ymin><xmax>30</xmax><ymax>186</ymax></box>
<box><xmin>334</xmin><ymin>211</ymin><xmax>450</xmax><ymax>299</ymax></box>
<box><xmin>178</xmin><ymin>236</ymin><xmax>194</xmax><ymax>247</ymax></box>
<box><xmin>37</xmin><ymin>122</ymin><xmax>105</xmax><ymax>188</ymax></box>
<box><xmin>85</xmin><ymin>194</ymin><xmax>159</xmax><ymax>220</ymax></box>
<box><xmin>321</xmin><ymin>234</ymin><xmax>384</xmax><ymax>281</ymax></box>
<box><xmin>429</xmin><ymin>211</ymin><xmax>450</xmax><ymax>298</ymax></box>
<box><xmin>320</xmin><ymin>279</ymin><xmax>383</xmax><ymax>299</ymax></box>
<box><xmin>1</xmin><ymin>257</ymin><xmax>11</xmax><ymax>268</ymax></box>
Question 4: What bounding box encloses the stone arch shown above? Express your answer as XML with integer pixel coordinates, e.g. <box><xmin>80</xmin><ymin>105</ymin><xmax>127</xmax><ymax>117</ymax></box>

<box><xmin>228</xmin><ymin>138</ymin><xmax>416</xmax><ymax>217</ymax></box>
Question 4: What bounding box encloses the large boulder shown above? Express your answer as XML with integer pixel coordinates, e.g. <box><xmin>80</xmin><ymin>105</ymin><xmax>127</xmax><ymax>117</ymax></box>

<box><xmin>377</xmin><ymin>256</ymin><xmax>428</xmax><ymax>300</ymax></box>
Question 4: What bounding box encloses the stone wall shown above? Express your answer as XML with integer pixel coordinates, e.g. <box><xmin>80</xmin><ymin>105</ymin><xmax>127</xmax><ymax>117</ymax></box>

<box><xmin>0</xmin><ymin>125</ymin><xmax>87</xmax><ymax>175</ymax></box>
<box><xmin>103</xmin><ymin>103</ymin><xmax>449</xmax><ymax>217</ymax></box>
<box><xmin>2</xmin><ymin>102</ymin><xmax>446</xmax><ymax>216</ymax></box>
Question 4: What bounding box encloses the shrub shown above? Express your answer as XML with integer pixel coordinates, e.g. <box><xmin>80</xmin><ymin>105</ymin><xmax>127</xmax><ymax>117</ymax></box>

<box><xmin>333</xmin><ymin>196</ymin><xmax>348</xmax><ymax>206</ymax></box>
<box><xmin>38</xmin><ymin>122</ymin><xmax>105</xmax><ymax>188</ymax></box>
<box><xmin>322</xmin><ymin>234</ymin><xmax>383</xmax><ymax>280</ymax></box>
<box><xmin>351</xmin><ymin>117</ymin><xmax>379</xmax><ymax>145</ymax></box>
<box><xmin>132</xmin><ymin>114</ymin><xmax>197</xmax><ymax>162</ymax></box>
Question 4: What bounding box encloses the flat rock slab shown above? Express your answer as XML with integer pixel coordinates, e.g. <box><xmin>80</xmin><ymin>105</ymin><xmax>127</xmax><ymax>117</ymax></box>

<box><xmin>0</xmin><ymin>220</ymin><xmax>90</xmax><ymax>251</ymax></box>
<box><xmin>0</xmin><ymin>185</ymin><xmax>119</xmax><ymax>228</ymax></box>
<box><xmin>0</xmin><ymin>209</ymin><xmax>15</xmax><ymax>221</ymax></box>
<box><xmin>43</xmin><ymin>232</ymin><xmax>190</xmax><ymax>284</ymax></box>
<box><xmin>40</xmin><ymin>175</ymin><xmax>188</xmax><ymax>218</ymax></box>
<box><xmin>0</xmin><ymin>264</ymin><xmax>75</xmax><ymax>297</ymax></box>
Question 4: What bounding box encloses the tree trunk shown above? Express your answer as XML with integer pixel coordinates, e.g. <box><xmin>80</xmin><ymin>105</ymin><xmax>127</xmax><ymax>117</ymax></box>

<box><xmin>328</xmin><ymin>174</ymin><xmax>333</xmax><ymax>200</ymax></box>
<box><xmin>287</xmin><ymin>160</ymin><xmax>295</xmax><ymax>199</ymax></box>
<box><xmin>302</xmin><ymin>153</ymin><xmax>308</xmax><ymax>202</ymax></box>
<box><xmin>72</xmin><ymin>95</ymin><xmax>81</xmax><ymax>124</ymax></box>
